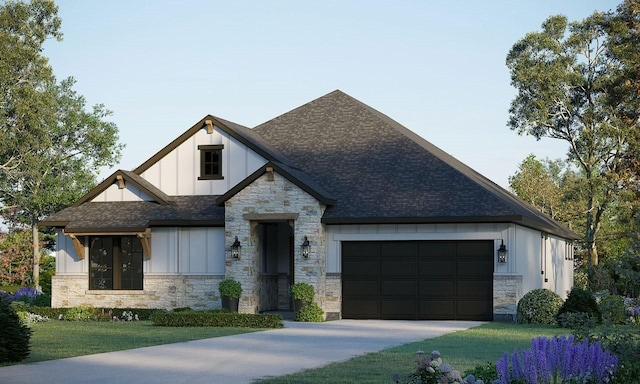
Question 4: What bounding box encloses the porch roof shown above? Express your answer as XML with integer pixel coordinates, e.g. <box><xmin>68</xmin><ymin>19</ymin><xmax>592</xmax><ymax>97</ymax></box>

<box><xmin>40</xmin><ymin>196</ymin><xmax>225</xmax><ymax>233</ymax></box>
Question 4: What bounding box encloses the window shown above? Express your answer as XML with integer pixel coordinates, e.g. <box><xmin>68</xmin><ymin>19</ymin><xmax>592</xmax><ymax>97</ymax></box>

<box><xmin>198</xmin><ymin>144</ymin><xmax>224</xmax><ymax>180</ymax></box>
<box><xmin>90</xmin><ymin>236</ymin><xmax>143</xmax><ymax>290</ymax></box>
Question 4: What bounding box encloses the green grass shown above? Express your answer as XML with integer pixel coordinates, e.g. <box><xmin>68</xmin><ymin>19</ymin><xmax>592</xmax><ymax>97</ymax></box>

<box><xmin>11</xmin><ymin>320</ymin><xmax>258</xmax><ymax>365</ymax></box>
<box><xmin>256</xmin><ymin>322</ymin><xmax>564</xmax><ymax>384</ymax></box>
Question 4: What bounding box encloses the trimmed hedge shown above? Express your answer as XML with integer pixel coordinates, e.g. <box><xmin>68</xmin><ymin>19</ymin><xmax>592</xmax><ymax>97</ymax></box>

<box><xmin>151</xmin><ymin>310</ymin><xmax>283</xmax><ymax>328</ymax></box>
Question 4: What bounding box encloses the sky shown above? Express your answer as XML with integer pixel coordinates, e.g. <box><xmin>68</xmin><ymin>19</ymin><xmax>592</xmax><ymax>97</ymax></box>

<box><xmin>43</xmin><ymin>0</ymin><xmax>621</xmax><ymax>189</ymax></box>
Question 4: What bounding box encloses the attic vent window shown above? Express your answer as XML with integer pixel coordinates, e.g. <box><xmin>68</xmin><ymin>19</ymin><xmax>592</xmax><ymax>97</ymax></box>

<box><xmin>198</xmin><ymin>144</ymin><xmax>224</xmax><ymax>180</ymax></box>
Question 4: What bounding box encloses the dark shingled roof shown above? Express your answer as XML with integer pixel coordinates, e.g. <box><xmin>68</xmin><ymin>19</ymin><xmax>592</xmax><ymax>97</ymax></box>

<box><xmin>41</xmin><ymin>196</ymin><xmax>224</xmax><ymax>232</ymax></box>
<box><xmin>41</xmin><ymin>90</ymin><xmax>577</xmax><ymax>240</ymax></box>
<box><xmin>253</xmin><ymin>90</ymin><xmax>578</xmax><ymax>239</ymax></box>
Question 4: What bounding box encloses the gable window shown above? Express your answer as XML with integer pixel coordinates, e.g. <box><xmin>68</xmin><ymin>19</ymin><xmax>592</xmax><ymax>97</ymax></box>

<box><xmin>198</xmin><ymin>144</ymin><xmax>224</xmax><ymax>180</ymax></box>
<box><xmin>89</xmin><ymin>236</ymin><xmax>143</xmax><ymax>290</ymax></box>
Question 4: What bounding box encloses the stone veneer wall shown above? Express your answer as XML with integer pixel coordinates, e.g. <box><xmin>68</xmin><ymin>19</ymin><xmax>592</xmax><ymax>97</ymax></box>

<box><xmin>493</xmin><ymin>274</ymin><xmax>523</xmax><ymax>322</ymax></box>
<box><xmin>324</xmin><ymin>273</ymin><xmax>341</xmax><ymax>320</ymax></box>
<box><xmin>224</xmin><ymin>172</ymin><xmax>327</xmax><ymax>315</ymax></box>
<box><xmin>52</xmin><ymin>274</ymin><xmax>224</xmax><ymax>309</ymax></box>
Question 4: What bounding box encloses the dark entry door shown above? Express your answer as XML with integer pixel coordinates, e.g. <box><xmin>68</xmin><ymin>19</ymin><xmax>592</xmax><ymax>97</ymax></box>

<box><xmin>341</xmin><ymin>240</ymin><xmax>493</xmax><ymax>320</ymax></box>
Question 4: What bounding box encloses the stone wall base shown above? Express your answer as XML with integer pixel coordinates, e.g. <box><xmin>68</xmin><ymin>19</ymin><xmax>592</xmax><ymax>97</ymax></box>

<box><xmin>493</xmin><ymin>274</ymin><xmax>523</xmax><ymax>322</ymax></box>
<box><xmin>52</xmin><ymin>274</ymin><xmax>224</xmax><ymax>310</ymax></box>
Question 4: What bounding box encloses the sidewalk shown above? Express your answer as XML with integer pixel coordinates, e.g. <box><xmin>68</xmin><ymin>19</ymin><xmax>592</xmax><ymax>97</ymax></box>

<box><xmin>0</xmin><ymin>319</ymin><xmax>483</xmax><ymax>384</ymax></box>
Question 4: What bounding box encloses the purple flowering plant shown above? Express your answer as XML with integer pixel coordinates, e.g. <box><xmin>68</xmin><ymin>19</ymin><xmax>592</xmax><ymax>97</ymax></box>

<box><xmin>495</xmin><ymin>335</ymin><xmax>618</xmax><ymax>384</ymax></box>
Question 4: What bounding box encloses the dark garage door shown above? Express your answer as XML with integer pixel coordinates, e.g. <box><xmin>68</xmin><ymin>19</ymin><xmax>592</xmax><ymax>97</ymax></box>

<box><xmin>342</xmin><ymin>240</ymin><xmax>493</xmax><ymax>320</ymax></box>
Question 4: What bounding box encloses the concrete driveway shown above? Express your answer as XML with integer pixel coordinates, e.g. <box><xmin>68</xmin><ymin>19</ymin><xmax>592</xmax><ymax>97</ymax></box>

<box><xmin>0</xmin><ymin>319</ymin><xmax>483</xmax><ymax>384</ymax></box>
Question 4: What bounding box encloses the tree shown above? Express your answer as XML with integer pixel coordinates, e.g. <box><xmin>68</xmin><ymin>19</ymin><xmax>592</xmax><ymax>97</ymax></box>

<box><xmin>506</xmin><ymin>9</ymin><xmax>639</xmax><ymax>273</ymax></box>
<box><xmin>0</xmin><ymin>0</ymin><xmax>123</xmax><ymax>288</ymax></box>
<box><xmin>509</xmin><ymin>154</ymin><xmax>566</xmax><ymax>221</ymax></box>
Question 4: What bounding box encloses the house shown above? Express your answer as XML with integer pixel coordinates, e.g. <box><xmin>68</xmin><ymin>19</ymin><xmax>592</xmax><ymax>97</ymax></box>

<box><xmin>40</xmin><ymin>90</ymin><xmax>578</xmax><ymax>321</ymax></box>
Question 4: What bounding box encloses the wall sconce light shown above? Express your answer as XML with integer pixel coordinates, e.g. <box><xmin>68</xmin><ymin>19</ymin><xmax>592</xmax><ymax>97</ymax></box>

<box><xmin>231</xmin><ymin>236</ymin><xmax>241</xmax><ymax>259</ymax></box>
<box><xmin>497</xmin><ymin>240</ymin><xmax>507</xmax><ymax>263</ymax></box>
<box><xmin>301</xmin><ymin>236</ymin><xmax>310</xmax><ymax>258</ymax></box>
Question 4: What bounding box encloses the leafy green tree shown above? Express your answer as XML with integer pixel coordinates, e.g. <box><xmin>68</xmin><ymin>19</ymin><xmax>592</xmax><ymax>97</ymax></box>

<box><xmin>0</xmin><ymin>0</ymin><xmax>123</xmax><ymax>288</ymax></box>
<box><xmin>506</xmin><ymin>9</ymin><xmax>639</xmax><ymax>273</ymax></box>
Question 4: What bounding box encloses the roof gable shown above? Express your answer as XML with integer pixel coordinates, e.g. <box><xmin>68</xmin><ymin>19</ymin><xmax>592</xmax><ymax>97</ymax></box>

<box><xmin>73</xmin><ymin>169</ymin><xmax>171</xmax><ymax>206</ymax></box>
<box><xmin>133</xmin><ymin>115</ymin><xmax>290</xmax><ymax>175</ymax></box>
<box><xmin>216</xmin><ymin>162</ymin><xmax>336</xmax><ymax>206</ymax></box>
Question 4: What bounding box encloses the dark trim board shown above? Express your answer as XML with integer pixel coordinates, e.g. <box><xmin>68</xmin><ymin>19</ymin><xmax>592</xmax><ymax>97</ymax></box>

<box><xmin>341</xmin><ymin>240</ymin><xmax>494</xmax><ymax>320</ymax></box>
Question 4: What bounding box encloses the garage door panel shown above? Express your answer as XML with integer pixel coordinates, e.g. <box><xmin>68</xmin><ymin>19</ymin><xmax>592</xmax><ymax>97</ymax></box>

<box><xmin>343</xmin><ymin>261</ymin><xmax>378</xmax><ymax>276</ymax></box>
<box><xmin>381</xmin><ymin>300</ymin><xmax>415</xmax><ymax>319</ymax></box>
<box><xmin>458</xmin><ymin>281</ymin><xmax>492</xmax><ymax>298</ymax></box>
<box><xmin>456</xmin><ymin>300</ymin><xmax>493</xmax><ymax>320</ymax></box>
<box><xmin>419</xmin><ymin>242</ymin><xmax>456</xmax><ymax>257</ymax></box>
<box><xmin>457</xmin><ymin>261</ymin><xmax>493</xmax><ymax>276</ymax></box>
<box><xmin>343</xmin><ymin>240</ymin><xmax>493</xmax><ymax>320</ymax></box>
<box><xmin>381</xmin><ymin>261</ymin><xmax>416</xmax><ymax>276</ymax></box>
<box><xmin>457</xmin><ymin>241</ymin><xmax>493</xmax><ymax>257</ymax></box>
<box><xmin>343</xmin><ymin>300</ymin><xmax>378</xmax><ymax>319</ymax></box>
<box><xmin>381</xmin><ymin>280</ymin><xmax>416</xmax><ymax>295</ymax></box>
<box><xmin>419</xmin><ymin>261</ymin><xmax>455</xmax><ymax>276</ymax></box>
<box><xmin>419</xmin><ymin>280</ymin><xmax>454</xmax><ymax>296</ymax></box>
<box><xmin>380</xmin><ymin>241</ymin><xmax>417</xmax><ymax>257</ymax></box>
<box><xmin>418</xmin><ymin>300</ymin><xmax>455</xmax><ymax>318</ymax></box>
<box><xmin>343</xmin><ymin>281</ymin><xmax>379</xmax><ymax>296</ymax></box>
<box><xmin>342</xmin><ymin>241</ymin><xmax>379</xmax><ymax>257</ymax></box>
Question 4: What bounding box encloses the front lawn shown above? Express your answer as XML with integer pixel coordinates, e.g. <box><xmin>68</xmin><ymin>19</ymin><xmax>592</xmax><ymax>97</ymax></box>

<box><xmin>256</xmin><ymin>322</ymin><xmax>562</xmax><ymax>384</ymax></box>
<box><xmin>13</xmin><ymin>320</ymin><xmax>259</xmax><ymax>365</ymax></box>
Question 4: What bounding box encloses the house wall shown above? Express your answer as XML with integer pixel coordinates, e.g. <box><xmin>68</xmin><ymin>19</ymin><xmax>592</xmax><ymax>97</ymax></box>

<box><xmin>139</xmin><ymin>125</ymin><xmax>267</xmax><ymax>196</ymax></box>
<box><xmin>91</xmin><ymin>183</ymin><xmax>154</xmax><ymax>202</ymax></box>
<box><xmin>224</xmin><ymin>171</ymin><xmax>327</xmax><ymax>315</ymax></box>
<box><xmin>325</xmin><ymin>223</ymin><xmax>574</xmax><ymax>320</ymax></box>
<box><xmin>52</xmin><ymin>227</ymin><xmax>226</xmax><ymax>309</ymax></box>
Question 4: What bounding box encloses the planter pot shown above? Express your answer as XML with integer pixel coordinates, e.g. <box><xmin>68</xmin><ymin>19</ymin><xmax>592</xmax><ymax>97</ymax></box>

<box><xmin>222</xmin><ymin>296</ymin><xmax>239</xmax><ymax>312</ymax></box>
<box><xmin>293</xmin><ymin>299</ymin><xmax>309</xmax><ymax>313</ymax></box>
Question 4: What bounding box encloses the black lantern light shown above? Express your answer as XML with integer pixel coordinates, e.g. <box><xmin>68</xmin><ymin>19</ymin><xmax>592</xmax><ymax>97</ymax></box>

<box><xmin>301</xmin><ymin>236</ymin><xmax>310</xmax><ymax>258</ymax></box>
<box><xmin>231</xmin><ymin>236</ymin><xmax>241</xmax><ymax>259</ymax></box>
<box><xmin>497</xmin><ymin>240</ymin><xmax>507</xmax><ymax>263</ymax></box>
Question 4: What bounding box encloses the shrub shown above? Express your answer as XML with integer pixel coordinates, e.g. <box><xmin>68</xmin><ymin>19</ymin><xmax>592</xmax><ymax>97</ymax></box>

<box><xmin>598</xmin><ymin>294</ymin><xmax>626</xmax><ymax>325</ymax></box>
<box><xmin>573</xmin><ymin>324</ymin><xmax>640</xmax><ymax>383</ymax></box>
<box><xmin>557</xmin><ymin>311</ymin><xmax>599</xmax><ymax>329</ymax></box>
<box><xmin>495</xmin><ymin>335</ymin><xmax>618</xmax><ymax>384</ymax></box>
<box><xmin>611</xmin><ymin>252</ymin><xmax>640</xmax><ymax>297</ymax></box>
<box><xmin>463</xmin><ymin>362</ymin><xmax>496</xmax><ymax>384</ymax></box>
<box><xmin>573</xmin><ymin>270</ymin><xmax>589</xmax><ymax>290</ymax></box>
<box><xmin>218</xmin><ymin>279</ymin><xmax>242</xmax><ymax>299</ymax></box>
<box><xmin>290</xmin><ymin>282</ymin><xmax>315</xmax><ymax>304</ymax></box>
<box><xmin>0</xmin><ymin>298</ymin><xmax>31</xmax><ymax>363</ymax></box>
<box><xmin>516</xmin><ymin>289</ymin><xmax>563</xmax><ymax>324</ymax></box>
<box><xmin>556</xmin><ymin>287</ymin><xmax>600</xmax><ymax>323</ymax></box>
<box><xmin>393</xmin><ymin>350</ymin><xmax>470</xmax><ymax>384</ymax></box>
<box><xmin>151</xmin><ymin>310</ymin><xmax>283</xmax><ymax>328</ymax></box>
<box><xmin>295</xmin><ymin>303</ymin><xmax>324</xmax><ymax>322</ymax></box>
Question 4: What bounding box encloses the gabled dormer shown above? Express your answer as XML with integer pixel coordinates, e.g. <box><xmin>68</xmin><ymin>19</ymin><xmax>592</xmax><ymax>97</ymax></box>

<box><xmin>131</xmin><ymin>116</ymin><xmax>289</xmax><ymax>196</ymax></box>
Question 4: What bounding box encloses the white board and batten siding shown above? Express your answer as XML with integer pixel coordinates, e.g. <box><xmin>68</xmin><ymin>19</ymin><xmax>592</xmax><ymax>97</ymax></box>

<box><xmin>91</xmin><ymin>183</ymin><xmax>155</xmax><ymax>202</ymax></box>
<box><xmin>326</xmin><ymin>222</ymin><xmax>574</xmax><ymax>298</ymax></box>
<box><xmin>139</xmin><ymin>126</ymin><xmax>267</xmax><ymax>196</ymax></box>
<box><xmin>55</xmin><ymin>228</ymin><xmax>226</xmax><ymax>276</ymax></box>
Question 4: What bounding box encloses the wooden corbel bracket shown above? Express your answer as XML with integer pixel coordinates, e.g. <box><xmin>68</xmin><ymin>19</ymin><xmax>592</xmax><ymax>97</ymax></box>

<box><xmin>116</xmin><ymin>174</ymin><xmax>125</xmax><ymax>189</ymax></box>
<box><xmin>137</xmin><ymin>228</ymin><xmax>152</xmax><ymax>259</ymax></box>
<box><xmin>204</xmin><ymin>119</ymin><xmax>214</xmax><ymax>134</ymax></box>
<box><xmin>66</xmin><ymin>233</ymin><xmax>86</xmax><ymax>260</ymax></box>
<box><xmin>266</xmin><ymin>166</ymin><xmax>274</xmax><ymax>181</ymax></box>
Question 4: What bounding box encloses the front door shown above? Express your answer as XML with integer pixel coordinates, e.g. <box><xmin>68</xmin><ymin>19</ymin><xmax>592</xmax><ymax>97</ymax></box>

<box><xmin>258</xmin><ymin>221</ymin><xmax>294</xmax><ymax>311</ymax></box>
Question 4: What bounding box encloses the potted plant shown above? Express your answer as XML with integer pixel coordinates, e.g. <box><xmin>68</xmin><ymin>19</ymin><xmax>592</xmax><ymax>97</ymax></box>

<box><xmin>219</xmin><ymin>279</ymin><xmax>242</xmax><ymax>312</ymax></box>
<box><xmin>290</xmin><ymin>282</ymin><xmax>314</xmax><ymax>313</ymax></box>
